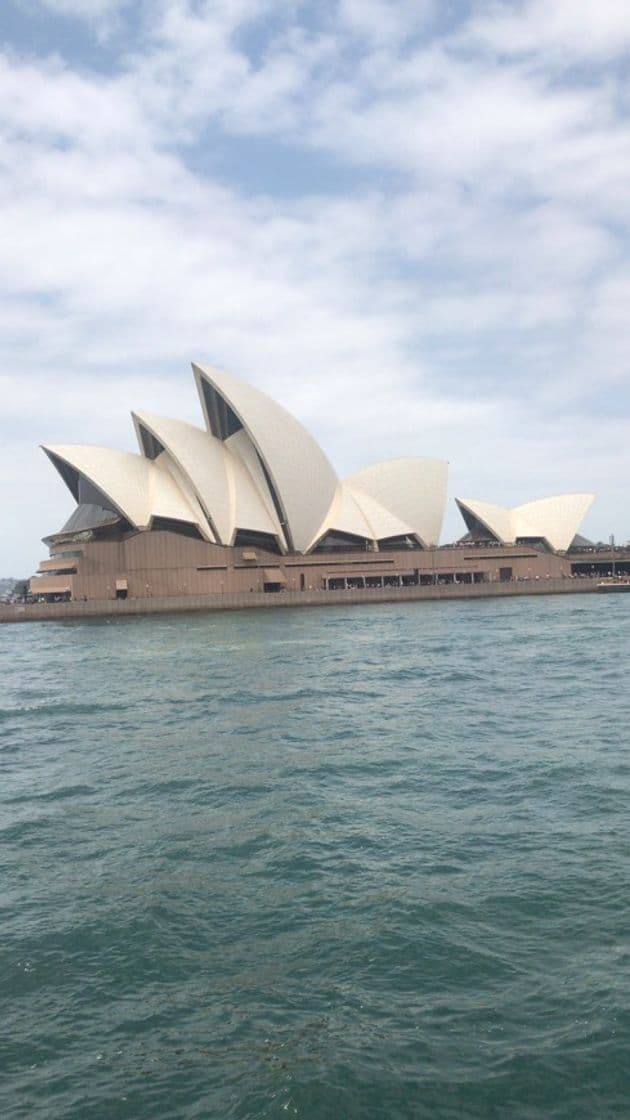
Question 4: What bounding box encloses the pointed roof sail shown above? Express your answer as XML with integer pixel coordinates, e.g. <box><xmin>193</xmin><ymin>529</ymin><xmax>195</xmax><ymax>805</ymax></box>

<box><xmin>455</xmin><ymin>498</ymin><xmax>513</xmax><ymax>543</ymax></box>
<box><xmin>133</xmin><ymin>412</ymin><xmax>231</xmax><ymax>543</ymax></box>
<box><xmin>308</xmin><ymin>481</ymin><xmax>418</xmax><ymax>550</ymax></box>
<box><xmin>42</xmin><ymin>444</ymin><xmax>209</xmax><ymax>538</ymax></box>
<box><xmin>41</xmin><ymin>361</ymin><xmax>459</xmax><ymax>556</ymax></box>
<box><xmin>132</xmin><ymin>412</ymin><xmax>284</xmax><ymax>547</ymax></box>
<box><xmin>456</xmin><ymin>494</ymin><xmax>595</xmax><ymax>552</ymax></box>
<box><xmin>193</xmin><ymin>363</ymin><xmax>338</xmax><ymax>553</ymax></box>
<box><xmin>513</xmin><ymin>494</ymin><xmax>594</xmax><ymax>552</ymax></box>
<box><xmin>347</xmin><ymin>458</ymin><xmax>448</xmax><ymax>547</ymax></box>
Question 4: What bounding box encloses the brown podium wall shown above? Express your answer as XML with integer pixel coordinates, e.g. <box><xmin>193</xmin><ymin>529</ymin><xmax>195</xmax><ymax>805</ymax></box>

<box><xmin>28</xmin><ymin>530</ymin><xmax>577</xmax><ymax>603</ymax></box>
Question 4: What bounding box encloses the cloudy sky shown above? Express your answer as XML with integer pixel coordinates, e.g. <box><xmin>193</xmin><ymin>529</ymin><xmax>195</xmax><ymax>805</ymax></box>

<box><xmin>2</xmin><ymin>0</ymin><xmax>629</xmax><ymax>573</ymax></box>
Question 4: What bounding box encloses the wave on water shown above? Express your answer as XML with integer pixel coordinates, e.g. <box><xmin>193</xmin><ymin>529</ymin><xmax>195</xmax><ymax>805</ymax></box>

<box><xmin>1</xmin><ymin>596</ymin><xmax>629</xmax><ymax>1119</ymax></box>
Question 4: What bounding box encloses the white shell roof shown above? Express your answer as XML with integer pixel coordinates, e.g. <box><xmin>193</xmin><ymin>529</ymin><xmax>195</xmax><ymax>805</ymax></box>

<box><xmin>152</xmin><ymin>453</ymin><xmax>211</xmax><ymax>536</ymax></box>
<box><xmin>456</xmin><ymin>494</ymin><xmax>595</xmax><ymax>552</ymax></box>
<box><xmin>347</xmin><ymin>458</ymin><xmax>448</xmax><ymax>546</ymax></box>
<box><xmin>346</xmin><ymin>484</ymin><xmax>415</xmax><ymax>541</ymax></box>
<box><xmin>193</xmin><ymin>363</ymin><xmax>338</xmax><ymax>553</ymax></box>
<box><xmin>456</xmin><ymin>498</ymin><xmax>514</xmax><ymax>544</ymax></box>
<box><xmin>309</xmin><ymin>482</ymin><xmax>416</xmax><ymax>548</ymax></box>
<box><xmin>311</xmin><ymin>484</ymin><xmax>372</xmax><ymax>545</ymax></box>
<box><xmin>513</xmin><ymin>494</ymin><xmax>595</xmax><ymax>552</ymax></box>
<box><xmin>133</xmin><ymin>412</ymin><xmax>230</xmax><ymax>542</ymax></box>
<box><xmin>132</xmin><ymin>412</ymin><xmax>283</xmax><ymax>547</ymax></box>
<box><xmin>42</xmin><ymin>444</ymin><xmax>208</xmax><ymax>536</ymax></box>
<box><xmin>224</xmin><ymin>429</ymin><xmax>285</xmax><ymax>543</ymax></box>
<box><xmin>43</xmin><ymin>363</ymin><xmax>453</xmax><ymax>555</ymax></box>
<box><xmin>227</xmin><ymin>436</ymin><xmax>284</xmax><ymax>543</ymax></box>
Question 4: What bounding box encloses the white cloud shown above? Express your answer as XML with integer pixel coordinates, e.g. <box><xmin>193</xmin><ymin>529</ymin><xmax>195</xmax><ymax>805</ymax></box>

<box><xmin>467</xmin><ymin>0</ymin><xmax>630</xmax><ymax>61</ymax></box>
<box><xmin>0</xmin><ymin>0</ymin><xmax>629</xmax><ymax>572</ymax></box>
<box><xmin>0</xmin><ymin>54</ymin><xmax>145</xmax><ymax>147</ymax></box>
<box><xmin>27</xmin><ymin>0</ymin><xmax>130</xmax><ymax>42</ymax></box>
<box><xmin>34</xmin><ymin>0</ymin><xmax>125</xmax><ymax>14</ymax></box>
<box><xmin>337</xmin><ymin>0</ymin><xmax>436</xmax><ymax>45</ymax></box>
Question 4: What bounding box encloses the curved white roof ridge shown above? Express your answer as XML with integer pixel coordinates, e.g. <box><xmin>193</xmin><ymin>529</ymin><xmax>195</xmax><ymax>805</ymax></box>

<box><xmin>305</xmin><ymin>479</ymin><xmax>429</xmax><ymax>553</ymax></box>
<box><xmin>513</xmin><ymin>493</ymin><xmax>595</xmax><ymax>552</ymax></box>
<box><xmin>224</xmin><ymin>440</ymin><xmax>286</xmax><ymax>546</ymax></box>
<box><xmin>193</xmin><ymin>362</ymin><xmax>338</xmax><ymax>553</ymax></box>
<box><xmin>345</xmin><ymin>483</ymin><xmax>415</xmax><ymax>541</ymax></box>
<box><xmin>132</xmin><ymin>411</ymin><xmax>286</xmax><ymax>547</ymax></box>
<box><xmin>151</xmin><ymin>452</ymin><xmax>213</xmax><ymax>541</ymax></box>
<box><xmin>455</xmin><ymin>497</ymin><xmax>513</xmax><ymax>543</ymax></box>
<box><xmin>42</xmin><ymin>443</ymin><xmax>205</xmax><ymax>535</ymax></box>
<box><xmin>347</xmin><ymin>457</ymin><xmax>448</xmax><ymax>547</ymax></box>
<box><xmin>306</xmin><ymin>483</ymin><xmax>374</xmax><ymax>548</ymax></box>
<box><xmin>132</xmin><ymin>411</ymin><xmax>232</xmax><ymax>543</ymax></box>
<box><xmin>43</xmin><ymin>444</ymin><xmax>155</xmax><ymax>528</ymax></box>
<box><xmin>457</xmin><ymin>493</ymin><xmax>595</xmax><ymax>551</ymax></box>
<box><xmin>224</xmin><ymin>429</ymin><xmax>286</xmax><ymax>546</ymax></box>
<box><xmin>303</xmin><ymin>483</ymin><xmax>344</xmax><ymax>551</ymax></box>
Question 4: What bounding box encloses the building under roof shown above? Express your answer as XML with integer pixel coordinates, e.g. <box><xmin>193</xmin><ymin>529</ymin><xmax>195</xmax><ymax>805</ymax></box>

<box><xmin>29</xmin><ymin>362</ymin><xmax>599</xmax><ymax>605</ymax></box>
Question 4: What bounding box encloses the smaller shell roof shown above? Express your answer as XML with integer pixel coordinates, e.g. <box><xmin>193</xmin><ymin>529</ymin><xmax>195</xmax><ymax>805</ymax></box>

<box><xmin>133</xmin><ymin>412</ymin><xmax>232</xmax><ymax>543</ymax></box>
<box><xmin>43</xmin><ymin>444</ymin><xmax>207</xmax><ymax>535</ymax></box>
<box><xmin>513</xmin><ymin>494</ymin><xmax>595</xmax><ymax>552</ymax></box>
<box><xmin>456</xmin><ymin>493</ymin><xmax>595</xmax><ymax>552</ymax></box>
<box><xmin>311</xmin><ymin>482</ymin><xmax>415</xmax><ymax>548</ymax></box>
<box><xmin>347</xmin><ymin>458</ymin><xmax>448</xmax><ymax>547</ymax></box>
<box><xmin>455</xmin><ymin>498</ymin><xmax>514</xmax><ymax>544</ymax></box>
<box><xmin>133</xmin><ymin>412</ymin><xmax>284</xmax><ymax>546</ymax></box>
<box><xmin>224</xmin><ymin>429</ymin><xmax>285</xmax><ymax>544</ymax></box>
<box><xmin>309</xmin><ymin>484</ymin><xmax>373</xmax><ymax>545</ymax></box>
<box><xmin>346</xmin><ymin>484</ymin><xmax>415</xmax><ymax>541</ymax></box>
<box><xmin>152</xmin><ymin>453</ymin><xmax>211</xmax><ymax>535</ymax></box>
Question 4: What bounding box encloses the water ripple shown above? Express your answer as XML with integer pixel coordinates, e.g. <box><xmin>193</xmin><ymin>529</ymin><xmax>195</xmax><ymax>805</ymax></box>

<box><xmin>1</xmin><ymin>596</ymin><xmax>629</xmax><ymax>1119</ymax></box>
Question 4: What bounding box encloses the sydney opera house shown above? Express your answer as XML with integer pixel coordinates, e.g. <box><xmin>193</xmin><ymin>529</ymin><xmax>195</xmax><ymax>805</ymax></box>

<box><xmin>30</xmin><ymin>363</ymin><xmax>598</xmax><ymax>604</ymax></box>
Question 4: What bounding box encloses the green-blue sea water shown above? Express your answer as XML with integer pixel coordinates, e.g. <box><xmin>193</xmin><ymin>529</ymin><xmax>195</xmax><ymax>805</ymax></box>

<box><xmin>1</xmin><ymin>595</ymin><xmax>629</xmax><ymax>1119</ymax></box>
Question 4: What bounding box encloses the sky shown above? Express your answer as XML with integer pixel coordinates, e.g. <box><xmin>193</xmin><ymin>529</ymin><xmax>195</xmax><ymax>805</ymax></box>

<box><xmin>1</xmin><ymin>0</ymin><xmax>629</xmax><ymax>574</ymax></box>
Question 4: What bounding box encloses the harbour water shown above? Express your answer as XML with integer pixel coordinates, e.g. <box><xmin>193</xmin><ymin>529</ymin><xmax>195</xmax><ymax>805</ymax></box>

<box><xmin>1</xmin><ymin>595</ymin><xmax>629</xmax><ymax>1118</ymax></box>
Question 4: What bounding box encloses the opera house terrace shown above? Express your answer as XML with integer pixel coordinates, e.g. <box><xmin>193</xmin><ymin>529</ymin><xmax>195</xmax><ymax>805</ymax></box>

<box><xmin>3</xmin><ymin>361</ymin><xmax>623</xmax><ymax>622</ymax></box>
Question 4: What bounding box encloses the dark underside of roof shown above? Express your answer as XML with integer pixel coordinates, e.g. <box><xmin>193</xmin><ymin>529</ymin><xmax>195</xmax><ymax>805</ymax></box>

<box><xmin>60</xmin><ymin>502</ymin><xmax>121</xmax><ymax>534</ymax></box>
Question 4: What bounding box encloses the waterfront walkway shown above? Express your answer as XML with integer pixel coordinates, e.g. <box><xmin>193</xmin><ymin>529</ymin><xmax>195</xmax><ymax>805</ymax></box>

<box><xmin>0</xmin><ymin>576</ymin><xmax>600</xmax><ymax>624</ymax></box>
